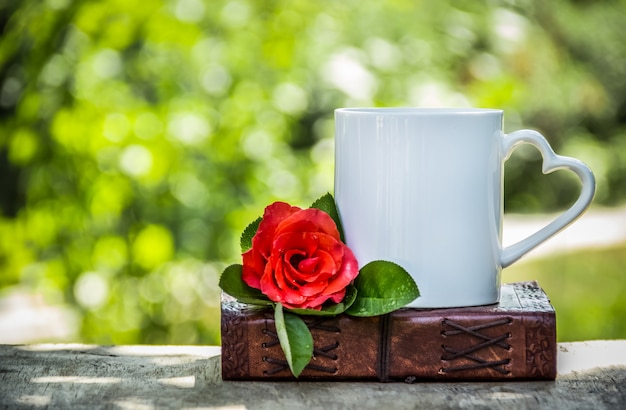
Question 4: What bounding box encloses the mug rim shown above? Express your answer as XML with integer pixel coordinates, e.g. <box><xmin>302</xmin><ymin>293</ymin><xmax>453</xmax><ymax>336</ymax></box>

<box><xmin>335</xmin><ymin>107</ymin><xmax>503</xmax><ymax>115</ymax></box>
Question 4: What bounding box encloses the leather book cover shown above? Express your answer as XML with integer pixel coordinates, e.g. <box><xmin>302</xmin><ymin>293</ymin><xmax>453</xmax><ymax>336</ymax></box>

<box><xmin>221</xmin><ymin>281</ymin><xmax>556</xmax><ymax>381</ymax></box>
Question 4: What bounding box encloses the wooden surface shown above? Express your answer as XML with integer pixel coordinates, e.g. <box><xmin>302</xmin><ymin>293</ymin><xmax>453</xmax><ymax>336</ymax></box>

<box><xmin>1</xmin><ymin>341</ymin><xmax>625</xmax><ymax>409</ymax></box>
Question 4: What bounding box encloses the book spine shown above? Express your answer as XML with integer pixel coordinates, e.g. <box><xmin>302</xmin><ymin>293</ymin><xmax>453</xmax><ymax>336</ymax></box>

<box><xmin>221</xmin><ymin>302</ymin><xmax>252</xmax><ymax>379</ymax></box>
<box><xmin>523</xmin><ymin>311</ymin><xmax>557</xmax><ymax>379</ymax></box>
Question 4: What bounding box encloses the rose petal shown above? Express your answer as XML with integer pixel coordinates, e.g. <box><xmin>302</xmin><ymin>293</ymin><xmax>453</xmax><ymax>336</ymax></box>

<box><xmin>273</xmin><ymin>232</ymin><xmax>341</xmax><ymax>283</ymax></box>
<box><xmin>321</xmin><ymin>245</ymin><xmax>359</xmax><ymax>295</ymax></box>
<box><xmin>270</xmin><ymin>256</ymin><xmax>311</xmax><ymax>305</ymax></box>
<box><xmin>241</xmin><ymin>248</ymin><xmax>265</xmax><ymax>289</ymax></box>
<box><xmin>284</xmin><ymin>249</ymin><xmax>307</xmax><ymax>271</ymax></box>
<box><xmin>299</xmin><ymin>289</ymin><xmax>344</xmax><ymax>310</ymax></box>
<box><xmin>275</xmin><ymin>208</ymin><xmax>340</xmax><ymax>240</ymax></box>
<box><xmin>309</xmin><ymin>249</ymin><xmax>338</xmax><ymax>279</ymax></box>
<box><xmin>273</xmin><ymin>231</ymin><xmax>317</xmax><ymax>256</ymax></box>
<box><xmin>313</xmin><ymin>233</ymin><xmax>345</xmax><ymax>269</ymax></box>
<box><xmin>273</xmin><ymin>232</ymin><xmax>326</xmax><ymax>283</ymax></box>
<box><xmin>296</xmin><ymin>257</ymin><xmax>319</xmax><ymax>275</ymax></box>
<box><xmin>260</xmin><ymin>258</ymin><xmax>288</xmax><ymax>302</ymax></box>
<box><xmin>252</xmin><ymin>202</ymin><xmax>301</xmax><ymax>259</ymax></box>
<box><xmin>326</xmin><ymin>289</ymin><xmax>347</xmax><ymax>304</ymax></box>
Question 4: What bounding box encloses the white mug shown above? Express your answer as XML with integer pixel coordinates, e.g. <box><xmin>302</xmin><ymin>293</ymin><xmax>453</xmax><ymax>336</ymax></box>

<box><xmin>334</xmin><ymin>108</ymin><xmax>595</xmax><ymax>308</ymax></box>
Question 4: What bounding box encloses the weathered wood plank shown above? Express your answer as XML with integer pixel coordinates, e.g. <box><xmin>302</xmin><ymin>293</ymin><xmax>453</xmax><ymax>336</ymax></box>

<box><xmin>1</xmin><ymin>341</ymin><xmax>624</xmax><ymax>409</ymax></box>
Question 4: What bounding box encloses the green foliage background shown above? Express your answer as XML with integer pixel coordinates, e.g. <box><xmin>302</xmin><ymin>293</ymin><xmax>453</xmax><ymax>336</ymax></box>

<box><xmin>1</xmin><ymin>0</ymin><xmax>625</xmax><ymax>344</ymax></box>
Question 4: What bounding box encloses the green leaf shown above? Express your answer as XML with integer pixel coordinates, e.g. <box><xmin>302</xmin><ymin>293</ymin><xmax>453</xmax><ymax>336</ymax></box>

<box><xmin>310</xmin><ymin>192</ymin><xmax>345</xmax><ymax>242</ymax></box>
<box><xmin>240</xmin><ymin>217</ymin><xmax>261</xmax><ymax>253</ymax></box>
<box><xmin>274</xmin><ymin>303</ymin><xmax>314</xmax><ymax>378</ymax></box>
<box><xmin>218</xmin><ymin>264</ymin><xmax>272</xmax><ymax>306</ymax></box>
<box><xmin>346</xmin><ymin>260</ymin><xmax>420</xmax><ymax>317</ymax></box>
<box><xmin>287</xmin><ymin>285</ymin><xmax>357</xmax><ymax>316</ymax></box>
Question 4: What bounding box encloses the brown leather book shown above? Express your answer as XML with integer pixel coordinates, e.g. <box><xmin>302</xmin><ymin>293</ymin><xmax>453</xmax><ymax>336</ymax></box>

<box><xmin>221</xmin><ymin>281</ymin><xmax>556</xmax><ymax>381</ymax></box>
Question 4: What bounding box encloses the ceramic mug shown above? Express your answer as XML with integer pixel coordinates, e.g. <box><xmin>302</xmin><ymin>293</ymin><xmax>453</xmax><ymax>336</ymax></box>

<box><xmin>334</xmin><ymin>108</ymin><xmax>595</xmax><ymax>308</ymax></box>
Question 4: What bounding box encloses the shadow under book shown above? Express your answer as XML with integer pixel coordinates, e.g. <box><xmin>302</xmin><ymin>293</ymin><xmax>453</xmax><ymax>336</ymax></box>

<box><xmin>221</xmin><ymin>281</ymin><xmax>556</xmax><ymax>381</ymax></box>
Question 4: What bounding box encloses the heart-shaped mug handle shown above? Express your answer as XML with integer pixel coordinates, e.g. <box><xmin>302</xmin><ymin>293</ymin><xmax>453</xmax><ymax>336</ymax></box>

<box><xmin>500</xmin><ymin>129</ymin><xmax>596</xmax><ymax>268</ymax></box>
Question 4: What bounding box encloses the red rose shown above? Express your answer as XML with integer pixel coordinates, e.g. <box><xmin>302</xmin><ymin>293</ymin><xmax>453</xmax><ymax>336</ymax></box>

<box><xmin>242</xmin><ymin>202</ymin><xmax>359</xmax><ymax>310</ymax></box>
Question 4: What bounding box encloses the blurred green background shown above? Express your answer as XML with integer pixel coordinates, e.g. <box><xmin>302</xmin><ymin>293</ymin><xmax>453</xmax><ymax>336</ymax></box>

<box><xmin>1</xmin><ymin>0</ymin><xmax>625</xmax><ymax>345</ymax></box>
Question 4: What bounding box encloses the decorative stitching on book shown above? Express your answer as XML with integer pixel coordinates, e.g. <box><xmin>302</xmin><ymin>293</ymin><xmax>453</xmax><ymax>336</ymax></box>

<box><xmin>262</xmin><ymin>317</ymin><xmax>340</xmax><ymax>375</ymax></box>
<box><xmin>314</xmin><ymin>341</ymin><xmax>340</xmax><ymax>360</ymax></box>
<box><xmin>308</xmin><ymin>320</ymin><xmax>341</xmax><ymax>333</ymax></box>
<box><xmin>440</xmin><ymin>318</ymin><xmax>512</xmax><ymax>375</ymax></box>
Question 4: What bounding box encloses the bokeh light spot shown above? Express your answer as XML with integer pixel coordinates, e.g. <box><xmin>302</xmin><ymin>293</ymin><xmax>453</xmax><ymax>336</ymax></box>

<box><xmin>119</xmin><ymin>145</ymin><xmax>153</xmax><ymax>177</ymax></box>
<box><xmin>132</xmin><ymin>225</ymin><xmax>174</xmax><ymax>270</ymax></box>
<box><xmin>272</xmin><ymin>83</ymin><xmax>308</xmax><ymax>116</ymax></box>
<box><xmin>92</xmin><ymin>49</ymin><xmax>122</xmax><ymax>79</ymax></box>
<box><xmin>74</xmin><ymin>272</ymin><xmax>109</xmax><ymax>310</ymax></box>
<box><xmin>167</xmin><ymin>112</ymin><xmax>211</xmax><ymax>145</ymax></box>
